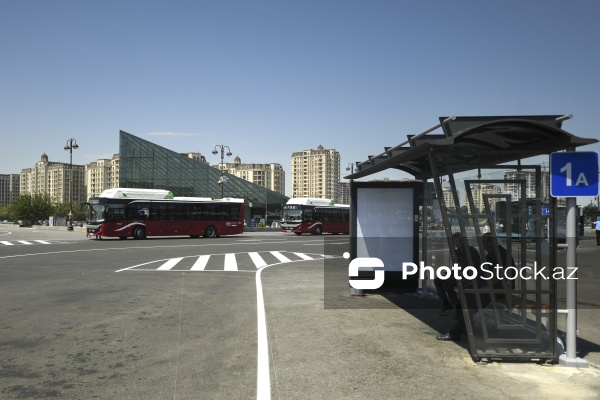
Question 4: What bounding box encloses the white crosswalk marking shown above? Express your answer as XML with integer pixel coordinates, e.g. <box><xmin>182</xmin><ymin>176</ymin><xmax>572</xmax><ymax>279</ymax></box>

<box><xmin>293</xmin><ymin>252</ymin><xmax>313</xmax><ymax>260</ymax></box>
<box><xmin>249</xmin><ymin>252</ymin><xmax>267</xmax><ymax>268</ymax></box>
<box><xmin>118</xmin><ymin>251</ymin><xmax>332</xmax><ymax>273</ymax></box>
<box><xmin>190</xmin><ymin>255</ymin><xmax>210</xmax><ymax>271</ymax></box>
<box><xmin>224</xmin><ymin>253</ymin><xmax>238</xmax><ymax>271</ymax></box>
<box><xmin>157</xmin><ymin>257</ymin><xmax>184</xmax><ymax>270</ymax></box>
<box><xmin>0</xmin><ymin>240</ymin><xmax>55</xmax><ymax>246</ymax></box>
<box><xmin>270</xmin><ymin>251</ymin><xmax>291</xmax><ymax>263</ymax></box>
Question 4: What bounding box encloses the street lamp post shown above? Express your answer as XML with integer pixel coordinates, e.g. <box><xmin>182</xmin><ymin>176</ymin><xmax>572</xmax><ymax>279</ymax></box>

<box><xmin>64</xmin><ymin>138</ymin><xmax>79</xmax><ymax>231</ymax></box>
<box><xmin>264</xmin><ymin>203</ymin><xmax>268</xmax><ymax>227</ymax></box>
<box><xmin>212</xmin><ymin>145</ymin><xmax>232</xmax><ymax>198</ymax></box>
<box><xmin>346</xmin><ymin>162</ymin><xmax>355</xmax><ymax>181</ymax></box>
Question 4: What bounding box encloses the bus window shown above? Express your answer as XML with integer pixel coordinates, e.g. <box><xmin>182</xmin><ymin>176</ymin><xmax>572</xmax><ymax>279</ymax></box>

<box><xmin>107</xmin><ymin>203</ymin><xmax>126</xmax><ymax>221</ymax></box>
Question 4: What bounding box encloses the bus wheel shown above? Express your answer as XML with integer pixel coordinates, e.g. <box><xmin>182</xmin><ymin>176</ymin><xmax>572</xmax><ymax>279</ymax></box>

<box><xmin>119</xmin><ymin>236</ymin><xmax>127</xmax><ymax>240</ymax></box>
<box><xmin>133</xmin><ymin>227</ymin><xmax>147</xmax><ymax>240</ymax></box>
<box><xmin>204</xmin><ymin>225</ymin><xmax>217</xmax><ymax>238</ymax></box>
<box><xmin>315</xmin><ymin>226</ymin><xmax>323</xmax><ymax>235</ymax></box>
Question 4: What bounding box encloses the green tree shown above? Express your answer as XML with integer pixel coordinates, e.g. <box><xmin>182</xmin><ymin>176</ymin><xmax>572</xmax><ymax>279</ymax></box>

<box><xmin>51</xmin><ymin>202</ymin><xmax>87</xmax><ymax>224</ymax></box>
<box><xmin>8</xmin><ymin>193</ymin><xmax>54</xmax><ymax>225</ymax></box>
<box><xmin>53</xmin><ymin>202</ymin><xmax>70</xmax><ymax>219</ymax></box>
<box><xmin>72</xmin><ymin>203</ymin><xmax>87</xmax><ymax>222</ymax></box>
<box><xmin>0</xmin><ymin>206</ymin><xmax>10</xmax><ymax>221</ymax></box>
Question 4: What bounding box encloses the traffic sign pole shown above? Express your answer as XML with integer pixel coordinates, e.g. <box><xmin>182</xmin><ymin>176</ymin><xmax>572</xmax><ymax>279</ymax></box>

<box><xmin>554</xmin><ymin>150</ymin><xmax>594</xmax><ymax>368</ymax></box>
<box><xmin>558</xmin><ymin>196</ymin><xmax>587</xmax><ymax>367</ymax></box>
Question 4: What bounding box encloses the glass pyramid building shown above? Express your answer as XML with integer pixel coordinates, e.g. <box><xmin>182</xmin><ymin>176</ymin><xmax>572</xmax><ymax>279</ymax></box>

<box><xmin>119</xmin><ymin>130</ymin><xmax>289</xmax><ymax>220</ymax></box>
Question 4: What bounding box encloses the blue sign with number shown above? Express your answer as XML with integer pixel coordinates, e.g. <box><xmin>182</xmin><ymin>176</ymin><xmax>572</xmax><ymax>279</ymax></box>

<box><xmin>541</xmin><ymin>205</ymin><xmax>550</xmax><ymax>216</ymax></box>
<box><xmin>550</xmin><ymin>152</ymin><xmax>599</xmax><ymax>197</ymax></box>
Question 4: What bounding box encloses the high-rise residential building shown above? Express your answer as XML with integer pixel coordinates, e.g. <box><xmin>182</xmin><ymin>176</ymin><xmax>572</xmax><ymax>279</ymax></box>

<box><xmin>338</xmin><ymin>181</ymin><xmax>350</xmax><ymax>205</ymax></box>
<box><xmin>217</xmin><ymin>156</ymin><xmax>285</xmax><ymax>196</ymax></box>
<box><xmin>112</xmin><ymin>154</ymin><xmax>120</xmax><ymax>192</ymax></box>
<box><xmin>442</xmin><ymin>186</ymin><xmax>458</xmax><ymax>211</ymax></box>
<box><xmin>85</xmin><ymin>154</ymin><xmax>120</xmax><ymax>198</ymax></box>
<box><xmin>464</xmin><ymin>183</ymin><xmax>502</xmax><ymax>214</ymax></box>
<box><xmin>503</xmin><ymin>169</ymin><xmax>550</xmax><ymax>202</ymax></box>
<box><xmin>0</xmin><ymin>174</ymin><xmax>20</xmax><ymax>207</ymax></box>
<box><xmin>20</xmin><ymin>153</ymin><xmax>86</xmax><ymax>206</ymax></box>
<box><xmin>291</xmin><ymin>145</ymin><xmax>340</xmax><ymax>201</ymax></box>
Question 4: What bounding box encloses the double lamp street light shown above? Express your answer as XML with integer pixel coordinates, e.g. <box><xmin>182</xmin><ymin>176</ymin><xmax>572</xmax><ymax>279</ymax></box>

<box><xmin>64</xmin><ymin>138</ymin><xmax>79</xmax><ymax>231</ymax></box>
<box><xmin>212</xmin><ymin>144</ymin><xmax>232</xmax><ymax>199</ymax></box>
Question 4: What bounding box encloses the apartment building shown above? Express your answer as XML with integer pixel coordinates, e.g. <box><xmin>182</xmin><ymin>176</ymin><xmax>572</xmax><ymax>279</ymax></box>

<box><xmin>464</xmin><ymin>183</ymin><xmax>502</xmax><ymax>214</ymax></box>
<box><xmin>20</xmin><ymin>153</ymin><xmax>86</xmax><ymax>205</ymax></box>
<box><xmin>182</xmin><ymin>152</ymin><xmax>209</xmax><ymax>164</ymax></box>
<box><xmin>291</xmin><ymin>145</ymin><xmax>340</xmax><ymax>201</ymax></box>
<box><xmin>216</xmin><ymin>156</ymin><xmax>285</xmax><ymax>195</ymax></box>
<box><xmin>85</xmin><ymin>154</ymin><xmax>120</xmax><ymax>198</ymax></box>
<box><xmin>0</xmin><ymin>174</ymin><xmax>20</xmax><ymax>207</ymax></box>
<box><xmin>504</xmin><ymin>169</ymin><xmax>550</xmax><ymax>202</ymax></box>
<box><xmin>442</xmin><ymin>186</ymin><xmax>458</xmax><ymax>211</ymax></box>
<box><xmin>338</xmin><ymin>181</ymin><xmax>350</xmax><ymax>205</ymax></box>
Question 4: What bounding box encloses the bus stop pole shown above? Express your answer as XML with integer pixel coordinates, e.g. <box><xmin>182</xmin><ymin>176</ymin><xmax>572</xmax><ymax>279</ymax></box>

<box><xmin>559</xmin><ymin>197</ymin><xmax>588</xmax><ymax>368</ymax></box>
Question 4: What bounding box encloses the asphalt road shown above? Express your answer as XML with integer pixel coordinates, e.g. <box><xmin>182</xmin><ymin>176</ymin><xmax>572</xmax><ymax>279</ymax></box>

<box><xmin>0</xmin><ymin>227</ymin><xmax>351</xmax><ymax>399</ymax></box>
<box><xmin>1</xmin><ymin>226</ymin><xmax>599</xmax><ymax>399</ymax></box>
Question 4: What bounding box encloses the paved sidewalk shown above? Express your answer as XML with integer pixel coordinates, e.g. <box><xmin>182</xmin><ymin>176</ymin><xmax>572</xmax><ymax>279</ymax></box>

<box><xmin>263</xmin><ymin>243</ymin><xmax>600</xmax><ymax>400</ymax></box>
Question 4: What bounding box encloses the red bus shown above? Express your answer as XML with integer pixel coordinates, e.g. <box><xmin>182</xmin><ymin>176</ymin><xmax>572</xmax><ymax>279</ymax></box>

<box><xmin>281</xmin><ymin>200</ymin><xmax>349</xmax><ymax>235</ymax></box>
<box><xmin>85</xmin><ymin>189</ymin><xmax>244</xmax><ymax>240</ymax></box>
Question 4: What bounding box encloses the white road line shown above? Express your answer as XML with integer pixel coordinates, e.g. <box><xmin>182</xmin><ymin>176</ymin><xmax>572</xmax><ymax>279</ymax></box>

<box><xmin>249</xmin><ymin>252</ymin><xmax>267</xmax><ymax>268</ymax></box>
<box><xmin>18</xmin><ymin>240</ymin><xmax>33</xmax><ymax>245</ymax></box>
<box><xmin>293</xmin><ymin>252</ymin><xmax>313</xmax><ymax>260</ymax></box>
<box><xmin>270</xmin><ymin>251</ymin><xmax>291</xmax><ymax>263</ymax></box>
<box><xmin>224</xmin><ymin>253</ymin><xmax>238</xmax><ymax>271</ymax></box>
<box><xmin>157</xmin><ymin>257</ymin><xmax>184</xmax><ymax>270</ymax></box>
<box><xmin>255</xmin><ymin>268</ymin><xmax>271</xmax><ymax>400</ymax></box>
<box><xmin>35</xmin><ymin>240</ymin><xmax>52</xmax><ymax>244</ymax></box>
<box><xmin>1</xmin><ymin>241</ymin><xmax>13</xmax><ymax>246</ymax></box>
<box><xmin>190</xmin><ymin>255</ymin><xmax>210</xmax><ymax>271</ymax></box>
<box><xmin>254</xmin><ymin>254</ymin><xmax>344</xmax><ymax>399</ymax></box>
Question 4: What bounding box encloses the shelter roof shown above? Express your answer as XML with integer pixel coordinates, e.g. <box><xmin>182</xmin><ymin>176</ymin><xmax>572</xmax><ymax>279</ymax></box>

<box><xmin>345</xmin><ymin>115</ymin><xmax>598</xmax><ymax>180</ymax></box>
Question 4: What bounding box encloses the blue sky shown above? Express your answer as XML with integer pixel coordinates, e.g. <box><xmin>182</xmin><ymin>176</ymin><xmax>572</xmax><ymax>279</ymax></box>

<box><xmin>1</xmin><ymin>0</ymin><xmax>599</xmax><ymax>201</ymax></box>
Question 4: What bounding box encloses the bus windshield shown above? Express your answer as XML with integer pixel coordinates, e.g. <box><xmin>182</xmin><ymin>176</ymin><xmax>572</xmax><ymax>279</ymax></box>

<box><xmin>87</xmin><ymin>200</ymin><xmax>106</xmax><ymax>223</ymax></box>
<box><xmin>282</xmin><ymin>205</ymin><xmax>304</xmax><ymax>223</ymax></box>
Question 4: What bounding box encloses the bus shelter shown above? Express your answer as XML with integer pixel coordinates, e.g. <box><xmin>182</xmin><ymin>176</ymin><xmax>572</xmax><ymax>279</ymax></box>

<box><xmin>345</xmin><ymin>115</ymin><xmax>597</xmax><ymax>362</ymax></box>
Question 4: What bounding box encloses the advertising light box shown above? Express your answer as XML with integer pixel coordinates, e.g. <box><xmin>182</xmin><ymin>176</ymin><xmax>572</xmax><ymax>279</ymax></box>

<box><xmin>350</xmin><ymin>181</ymin><xmax>422</xmax><ymax>290</ymax></box>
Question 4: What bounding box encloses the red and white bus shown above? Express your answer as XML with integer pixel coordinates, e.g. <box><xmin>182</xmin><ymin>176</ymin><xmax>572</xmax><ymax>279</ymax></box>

<box><xmin>85</xmin><ymin>188</ymin><xmax>244</xmax><ymax>239</ymax></box>
<box><xmin>280</xmin><ymin>198</ymin><xmax>349</xmax><ymax>235</ymax></box>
